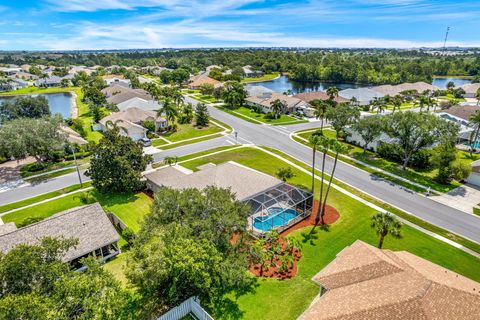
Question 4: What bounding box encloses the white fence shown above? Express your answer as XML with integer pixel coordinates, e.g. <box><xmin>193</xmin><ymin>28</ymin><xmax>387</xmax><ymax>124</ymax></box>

<box><xmin>157</xmin><ymin>296</ymin><xmax>214</xmax><ymax>320</ymax></box>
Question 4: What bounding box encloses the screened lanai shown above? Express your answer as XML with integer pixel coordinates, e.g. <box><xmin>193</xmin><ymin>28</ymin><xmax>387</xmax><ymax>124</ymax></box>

<box><xmin>245</xmin><ymin>183</ymin><xmax>313</xmax><ymax>234</ymax></box>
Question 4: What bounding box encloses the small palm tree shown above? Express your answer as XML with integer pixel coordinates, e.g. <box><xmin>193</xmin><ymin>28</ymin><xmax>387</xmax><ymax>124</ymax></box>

<box><xmin>469</xmin><ymin>110</ymin><xmax>480</xmax><ymax>155</ymax></box>
<box><xmin>158</xmin><ymin>97</ymin><xmax>178</xmax><ymax>129</ymax></box>
<box><xmin>370</xmin><ymin>212</ymin><xmax>402</xmax><ymax>248</ymax></box>
<box><xmin>311</xmin><ymin>99</ymin><xmax>329</xmax><ymax>132</ymax></box>
<box><xmin>476</xmin><ymin>88</ymin><xmax>480</xmax><ymax>106</ymax></box>
<box><xmin>392</xmin><ymin>95</ymin><xmax>402</xmax><ymax>114</ymax></box>
<box><xmin>270</xmin><ymin>99</ymin><xmax>286</xmax><ymax>119</ymax></box>
<box><xmin>276</xmin><ymin>167</ymin><xmax>295</xmax><ymax>182</ymax></box>
<box><xmin>163</xmin><ymin>156</ymin><xmax>178</xmax><ymax>166</ymax></box>
<box><xmin>326</xmin><ymin>86</ymin><xmax>339</xmax><ymax>101</ymax></box>
<box><xmin>105</xmin><ymin>119</ymin><xmax>128</xmax><ymax>135</ymax></box>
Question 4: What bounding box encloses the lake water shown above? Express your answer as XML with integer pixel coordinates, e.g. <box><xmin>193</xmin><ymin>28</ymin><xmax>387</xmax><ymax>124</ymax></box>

<box><xmin>247</xmin><ymin>75</ymin><xmax>473</xmax><ymax>93</ymax></box>
<box><xmin>431</xmin><ymin>78</ymin><xmax>472</xmax><ymax>88</ymax></box>
<box><xmin>0</xmin><ymin>92</ymin><xmax>74</xmax><ymax>119</ymax></box>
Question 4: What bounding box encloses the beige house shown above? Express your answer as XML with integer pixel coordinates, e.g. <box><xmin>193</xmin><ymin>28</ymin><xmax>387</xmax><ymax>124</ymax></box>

<box><xmin>101</xmin><ymin>84</ymin><xmax>153</xmax><ymax>105</ymax></box>
<box><xmin>371</xmin><ymin>82</ymin><xmax>440</xmax><ymax>96</ymax></box>
<box><xmin>461</xmin><ymin>83</ymin><xmax>480</xmax><ymax>99</ymax></box>
<box><xmin>245</xmin><ymin>92</ymin><xmax>311</xmax><ymax>116</ymax></box>
<box><xmin>188</xmin><ymin>74</ymin><xmax>222</xmax><ymax>90</ymax></box>
<box><xmin>99</xmin><ymin>107</ymin><xmax>166</xmax><ymax>141</ymax></box>
<box><xmin>299</xmin><ymin>240</ymin><xmax>480</xmax><ymax>320</ymax></box>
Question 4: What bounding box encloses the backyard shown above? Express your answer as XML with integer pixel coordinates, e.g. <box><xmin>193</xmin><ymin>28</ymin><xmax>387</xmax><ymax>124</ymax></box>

<box><xmin>241</xmin><ymin>72</ymin><xmax>280</xmax><ymax>83</ymax></box>
<box><xmin>218</xmin><ymin>106</ymin><xmax>307</xmax><ymax>125</ymax></box>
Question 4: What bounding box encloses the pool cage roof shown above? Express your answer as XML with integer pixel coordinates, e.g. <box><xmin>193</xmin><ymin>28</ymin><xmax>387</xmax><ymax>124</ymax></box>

<box><xmin>245</xmin><ymin>183</ymin><xmax>313</xmax><ymax>217</ymax></box>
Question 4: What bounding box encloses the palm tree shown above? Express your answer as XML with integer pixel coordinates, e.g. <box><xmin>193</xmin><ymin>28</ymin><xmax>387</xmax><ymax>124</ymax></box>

<box><xmin>270</xmin><ymin>99</ymin><xmax>286</xmax><ymax>119</ymax></box>
<box><xmin>308</xmin><ymin>135</ymin><xmax>323</xmax><ymax>194</ymax></box>
<box><xmin>158</xmin><ymin>97</ymin><xmax>178</xmax><ymax>128</ymax></box>
<box><xmin>172</xmin><ymin>88</ymin><xmax>185</xmax><ymax>107</ymax></box>
<box><xmin>349</xmin><ymin>96</ymin><xmax>358</xmax><ymax>107</ymax></box>
<box><xmin>326</xmin><ymin>86</ymin><xmax>339</xmax><ymax>101</ymax></box>
<box><xmin>164</xmin><ymin>156</ymin><xmax>178</xmax><ymax>166</ymax></box>
<box><xmin>392</xmin><ymin>95</ymin><xmax>402</xmax><ymax>114</ymax></box>
<box><xmin>313</xmin><ymin>136</ymin><xmax>331</xmax><ymax>226</ymax></box>
<box><xmin>105</xmin><ymin>119</ymin><xmax>128</xmax><ymax>135</ymax></box>
<box><xmin>318</xmin><ymin>140</ymin><xmax>348</xmax><ymax>225</ymax></box>
<box><xmin>469</xmin><ymin>110</ymin><xmax>480</xmax><ymax>155</ymax></box>
<box><xmin>476</xmin><ymin>88</ymin><xmax>480</xmax><ymax>106</ymax></box>
<box><xmin>415</xmin><ymin>95</ymin><xmax>429</xmax><ymax>113</ymax></box>
<box><xmin>311</xmin><ymin>99</ymin><xmax>329</xmax><ymax>132</ymax></box>
<box><xmin>370</xmin><ymin>212</ymin><xmax>402</xmax><ymax>248</ymax></box>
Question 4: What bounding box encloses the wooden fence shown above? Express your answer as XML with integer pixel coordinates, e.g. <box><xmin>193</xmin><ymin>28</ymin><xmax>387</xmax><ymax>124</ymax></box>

<box><xmin>157</xmin><ymin>297</ymin><xmax>214</xmax><ymax>320</ymax></box>
<box><xmin>106</xmin><ymin>212</ymin><xmax>127</xmax><ymax>231</ymax></box>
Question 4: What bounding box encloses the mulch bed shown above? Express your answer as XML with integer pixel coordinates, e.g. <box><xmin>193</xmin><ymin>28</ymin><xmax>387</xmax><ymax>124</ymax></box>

<box><xmin>143</xmin><ymin>190</ymin><xmax>154</xmax><ymax>199</ymax></box>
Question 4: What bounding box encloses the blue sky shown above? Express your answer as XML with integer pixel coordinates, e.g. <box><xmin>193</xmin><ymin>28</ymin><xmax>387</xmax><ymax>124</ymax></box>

<box><xmin>1</xmin><ymin>0</ymin><xmax>479</xmax><ymax>50</ymax></box>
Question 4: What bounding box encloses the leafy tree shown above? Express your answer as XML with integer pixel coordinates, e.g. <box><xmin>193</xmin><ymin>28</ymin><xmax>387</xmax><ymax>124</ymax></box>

<box><xmin>276</xmin><ymin>167</ymin><xmax>295</xmax><ymax>182</ymax></box>
<box><xmin>370</xmin><ymin>212</ymin><xmax>402</xmax><ymax>248</ymax></box>
<box><xmin>60</xmin><ymin>78</ymin><xmax>70</xmax><ymax>87</ymax></box>
<box><xmin>127</xmin><ymin>187</ymin><xmax>253</xmax><ymax>309</ymax></box>
<box><xmin>222</xmin><ymin>81</ymin><xmax>246</xmax><ymax>109</ymax></box>
<box><xmin>269</xmin><ymin>99</ymin><xmax>285</xmax><ymax>119</ymax></box>
<box><xmin>446</xmin><ymin>81</ymin><xmax>455</xmax><ymax>90</ymax></box>
<box><xmin>325</xmin><ymin>103</ymin><xmax>360</xmax><ymax>138</ymax></box>
<box><xmin>90</xmin><ymin>105</ymin><xmax>104</xmax><ymax>123</ymax></box>
<box><xmin>0</xmin><ymin>115</ymin><xmax>66</xmax><ymax>163</ymax></box>
<box><xmin>450</xmin><ymin>160</ymin><xmax>471</xmax><ymax>182</ymax></box>
<box><xmin>432</xmin><ymin>142</ymin><xmax>458</xmax><ymax>184</ymax></box>
<box><xmin>86</xmin><ymin>127</ymin><xmax>152</xmax><ymax>193</ymax></box>
<box><xmin>199</xmin><ymin>83</ymin><xmax>215</xmax><ymax>95</ymax></box>
<box><xmin>143</xmin><ymin>119</ymin><xmax>156</xmax><ymax>133</ymax></box>
<box><xmin>352</xmin><ymin>116</ymin><xmax>383</xmax><ymax>153</ymax></box>
<box><xmin>0</xmin><ymin>96</ymin><xmax>50</xmax><ymax>122</ymax></box>
<box><xmin>82</xmin><ymin>85</ymin><xmax>106</xmax><ymax>107</ymax></box>
<box><xmin>476</xmin><ymin>88</ymin><xmax>480</xmax><ymax>106</ymax></box>
<box><xmin>195</xmin><ymin>103</ymin><xmax>210</xmax><ymax>127</ymax></box>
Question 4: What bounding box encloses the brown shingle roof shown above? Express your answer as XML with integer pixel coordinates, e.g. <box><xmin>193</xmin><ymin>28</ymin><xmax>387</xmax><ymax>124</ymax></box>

<box><xmin>246</xmin><ymin>92</ymin><xmax>308</xmax><ymax>110</ymax></box>
<box><xmin>371</xmin><ymin>82</ymin><xmax>440</xmax><ymax>96</ymax></box>
<box><xmin>293</xmin><ymin>91</ymin><xmax>348</xmax><ymax>104</ymax></box>
<box><xmin>461</xmin><ymin>83</ymin><xmax>480</xmax><ymax>94</ymax></box>
<box><xmin>102</xmin><ymin>84</ymin><xmax>152</xmax><ymax>104</ymax></box>
<box><xmin>299</xmin><ymin>240</ymin><xmax>480</xmax><ymax>320</ymax></box>
<box><xmin>99</xmin><ymin>107</ymin><xmax>165</xmax><ymax>126</ymax></box>
<box><xmin>444</xmin><ymin>105</ymin><xmax>480</xmax><ymax>121</ymax></box>
<box><xmin>0</xmin><ymin>203</ymin><xmax>120</xmax><ymax>262</ymax></box>
<box><xmin>189</xmin><ymin>74</ymin><xmax>222</xmax><ymax>88</ymax></box>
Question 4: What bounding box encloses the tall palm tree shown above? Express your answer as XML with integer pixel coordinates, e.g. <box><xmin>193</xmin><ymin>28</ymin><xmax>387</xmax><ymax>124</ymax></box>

<box><xmin>311</xmin><ymin>99</ymin><xmax>329</xmax><ymax>132</ymax></box>
<box><xmin>415</xmin><ymin>95</ymin><xmax>429</xmax><ymax>113</ymax></box>
<box><xmin>172</xmin><ymin>88</ymin><xmax>185</xmax><ymax>107</ymax></box>
<box><xmin>313</xmin><ymin>136</ymin><xmax>331</xmax><ymax>227</ymax></box>
<box><xmin>469</xmin><ymin>110</ymin><xmax>480</xmax><ymax>155</ymax></box>
<box><xmin>349</xmin><ymin>96</ymin><xmax>358</xmax><ymax>107</ymax></box>
<box><xmin>270</xmin><ymin>99</ymin><xmax>286</xmax><ymax>119</ymax></box>
<box><xmin>392</xmin><ymin>95</ymin><xmax>402</xmax><ymax>114</ymax></box>
<box><xmin>476</xmin><ymin>88</ymin><xmax>480</xmax><ymax>106</ymax></box>
<box><xmin>318</xmin><ymin>140</ymin><xmax>348</xmax><ymax>225</ymax></box>
<box><xmin>158</xmin><ymin>97</ymin><xmax>178</xmax><ymax>128</ymax></box>
<box><xmin>370</xmin><ymin>212</ymin><xmax>402</xmax><ymax>248</ymax></box>
<box><xmin>309</xmin><ymin>135</ymin><xmax>322</xmax><ymax>194</ymax></box>
<box><xmin>326</xmin><ymin>86</ymin><xmax>339</xmax><ymax>101</ymax></box>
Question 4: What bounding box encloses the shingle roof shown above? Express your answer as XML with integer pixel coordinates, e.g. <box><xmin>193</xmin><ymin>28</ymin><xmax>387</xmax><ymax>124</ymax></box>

<box><xmin>443</xmin><ymin>105</ymin><xmax>480</xmax><ymax>121</ymax></box>
<box><xmin>99</xmin><ymin>107</ymin><xmax>165</xmax><ymax>126</ymax></box>
<box><xmin>145</xmin><ymin>161</ymin><xmax>283</xmax><ymax>201</ymax></box>
<box><xmin>461</xmin><ymin>83</ymin><xmax>480</xmax><ymax>94</ymax></box>
<box><xmin>246</xmin><ymin>85</ymin><xmax>274</xmax><ymax>97</ymax></box>
<box><xmin>293</xmin><ymin>91</ymin><xmax>348</xmax><ymax>103</ymax></box>
<box><xmin>102</xmin><ymin>84</ymin><xmax>152</xmax><ymax>104</ymax></box>
<box><xmin>338</xmin><ymin>88</ymin><xmax>384</xmax><ymax>102</ymax></box>
<box><xmin>299</xmin><ymin>240</ymin><xmax>480</xmax><ymax>320</ymax></box>
<box><xmin>189</xmin><ymin>74</ymin><xmax>222</xmax><ymax>88</ymax></box>
<box><xmin>117</xmin><ymin>97</ymin><xmax>161</xmax><ymax>112</ymax></box>
<box><xmin>246</xmin><ymin>92</ymin><xmax>308</xmax><ymax>110</ymax></box>
<box><xmin>371</xmin><ymin>82</ymin><xmax>440</xmax><ymax>96</ymax></box>
<box><xmin>0</xmin><ymin>203</ymin><xmax>120</xmax><ymax>262</ymax></box>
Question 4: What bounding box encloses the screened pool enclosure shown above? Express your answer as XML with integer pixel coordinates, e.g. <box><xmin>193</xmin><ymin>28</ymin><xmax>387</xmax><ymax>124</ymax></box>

<box><xmin>245</xmin><ymin>183</ymin><xmax>313</xmax><ymax>234</ymax></box>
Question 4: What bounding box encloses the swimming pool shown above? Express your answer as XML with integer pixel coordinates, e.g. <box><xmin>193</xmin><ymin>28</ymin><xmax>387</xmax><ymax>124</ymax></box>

<box><xmin>253</xmin><ymin>207</ymin><xmax>300</xmax><ymax>232</ymax></box>
<box><xmin>466</xmin><ymin>141</ymin><xmax>480</xmax><ymax>149</ymax></box>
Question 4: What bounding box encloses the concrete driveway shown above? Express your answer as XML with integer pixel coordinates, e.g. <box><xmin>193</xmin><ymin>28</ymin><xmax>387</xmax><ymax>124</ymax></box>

<box><xmin>431</xmin><ymin>184</ymin><xmax>480</xmax><ymax>215</ymax></box>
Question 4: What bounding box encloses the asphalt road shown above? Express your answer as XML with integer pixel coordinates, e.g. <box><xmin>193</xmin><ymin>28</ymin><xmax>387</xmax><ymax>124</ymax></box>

<box><xmin>2</xmin><ymin>95</ymin><xmax>480</xmax><ymax>244</ymax></box>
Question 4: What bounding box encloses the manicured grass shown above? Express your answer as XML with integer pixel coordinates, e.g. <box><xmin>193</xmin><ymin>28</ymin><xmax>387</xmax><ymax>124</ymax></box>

<box><xmin>0</xmin><ymin>182</ymin><xmax>92</xmax><ymax>214</ymax></box>
<box><xmin>103</xmin><ymin>254</ymin><xmax>128</xmax><ymax>285</ymax></box>
<box><xmin>20</xmin><ymin>161</ymin><xmax>75</xmax><ymax>178</ymax></box>
<box><xmin>241</xmin><ymin>72</ymin><xmax>280</xmax><ymax>83</ymax></box>
<box><xmin>154</xmin><ymin>122</ymin><xmax>223</xmax><ymax>145</ymax></box>
<box><xmin>296</xmin><ymin>128</ymin><xmax>461</xmax><ymax>193</ymax></box>
<box><xmin>25</xmin><ymin>168</ymin><xmax>78</xmax><ymax>183</ymax></box>
<box><xmin>175</xmin><ymin>146</ymin><xmax>480</xmax><ymax>319</ymax></box>
<box><xmin>2</xmin><ymin>190</ymin><xmax>152</xmax><ymax>232</ymax></box>
<box><xmin>158</xmin><ymin>134</ymin><xmax>225</xmax><ymax>150</ymax></box>
<box><xmin>219</xmin><ymin>106</ymin><xmax>307</xmax><ymax>125</ymax></box>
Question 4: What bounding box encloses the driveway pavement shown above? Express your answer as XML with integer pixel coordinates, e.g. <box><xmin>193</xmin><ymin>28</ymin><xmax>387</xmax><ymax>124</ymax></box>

<box><xmin>431</xmin><ymin>184</ymin><xmax>480</xmax><ymax>214</ymax></box>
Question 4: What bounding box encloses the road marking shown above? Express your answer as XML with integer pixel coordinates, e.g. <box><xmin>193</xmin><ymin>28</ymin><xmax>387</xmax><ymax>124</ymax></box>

<box><xmin>226</xmin><ymin>140</ymin><xmax>236</xmax><ymax>145</ymax></box>
<box><xmin>238</xmin><ymin>136</ymin><xmax>254</xmax><ymax>144</ymax></box>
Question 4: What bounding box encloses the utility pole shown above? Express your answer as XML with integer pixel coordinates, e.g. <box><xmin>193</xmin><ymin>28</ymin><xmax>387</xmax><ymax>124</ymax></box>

<box><xmin>71</xmin><ymin>144</ymin><xmax>83</xmax><ymax>188</ymax></box>
<box><xmin>443</xmin><ymin>26</ymin><xmax>450</xmax><ymax>53</ymax></box>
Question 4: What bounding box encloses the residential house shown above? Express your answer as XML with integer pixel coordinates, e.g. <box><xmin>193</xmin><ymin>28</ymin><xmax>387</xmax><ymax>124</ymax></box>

<box><xmin>145</xmin><ymin>161</ymin><xmax>313</xmax><ymax>234</ymax></box>
<box><xmin>242</xmin><ymin>65</ymin><xmax>264</xmax><ymax>78</ymax></box>
<box><xmin>345</xmin><ymin>125</ymin><xmax>396</xmax><ymax>152</ymax></box>
<box><xmin>460</xmin><ymin>83</ymin><xmax>480</xmax><ymax>99</ymax></box>
<box><xmin>35</xmin><ymin>75</ymin><xmax>63</xmax><ymax>87</ymax></box>
<box><xmin>0</xmin><ymin>203</ymin><xmax>120</xmax><ymax>269</ymax></box>
<box><xmin>293</xmin><ymin>91</ymin><xmax>349</xmax><ymax>104</ymax></box>
<box><xmin>371</xmin><ymin>82</ymin><xmax>440</xmax><ymax>96</ymax></box>
<box><xmin>245</xmin><ymin>92</ymin><xmax>311</xmax><ymax>116</ymax></box>
<box><xmin>338</xmin><ymin>88</ymin><xmax>384</xmax><ymax>106</ymax></box>
<box><xmin>438</xmin><ymin>105</ymin><xmax>480</xmax><ymax>143</ymax></box>
<box><xmin>117</xmin><ymin>97</ymin><xmax>162</xmax><ymax>112</ymax></box>
<box><xmin>246</xmin><ymin>85</ymin><xmax>274</xmax><ymax>97</ymax></box>
<box><xmin>102</xmin><ymin>84</ymin><xmax>153</xmax><ymax>105</ymax></box>
<box><xmin>102</xmin><ymin>74</ymin><xmax>131</xmax><ymax>87</ymax></box>
<box><xmin>188</xmin><ymin>74</ymin><xmax>222</xmax><ymax>90</ymax></box>
<box><xmin>99</xmin><ymin>107</ymin><xmax>166</xmax><ymax>141</ymax></box>
<box><xmin>13</xmin><ymin>71</ymin><xmax>38</xmax><ymax>81</ymax></box>
<box><xmin>0</xmin><ymin>67</ymin><xmax>21</xmax><ymax>76</ymax></box>
<box><xmin>299</xmin><ymin>240</ymin><xmax>480</xmax><ymax>320</ymax></box>
<box><xmin>0</xmin><ymin>78</ymin><xmax>28</xmax><ymax>91</ymax></box>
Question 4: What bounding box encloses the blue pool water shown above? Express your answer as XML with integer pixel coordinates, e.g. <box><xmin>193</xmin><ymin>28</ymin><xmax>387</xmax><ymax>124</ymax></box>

<box><xmin>253</xmin><ymin>207</ymin><xmax>300</xmax><ymax>232</ymax></box>
<box><xmin>466</xmin><ymin>141</ymin><xmax>480</xmax><ymax>149</ymax></box>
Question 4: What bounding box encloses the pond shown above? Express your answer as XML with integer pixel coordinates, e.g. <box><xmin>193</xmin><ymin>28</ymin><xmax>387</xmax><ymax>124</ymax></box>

<box><xmin>247</xmin><ymin>75</ymin><xmax>473</xmax><ymax>94</ymax></box>
<box><xmin>0</xmin><ymin>92</ymin><xmax>74</xmax><ymax>119</ymax></box>
<box><xmin>431</xmin><ymin>77</ymin><xmax>472</xmax><ymax>89</ymax></box>
<box><xmin>246</xmin><ymin>75</ymin><xmax>360</xmax><ymax>94</ymax></box>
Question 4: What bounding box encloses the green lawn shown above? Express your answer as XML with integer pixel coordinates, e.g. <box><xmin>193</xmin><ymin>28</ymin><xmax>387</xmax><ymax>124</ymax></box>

<box><xmin>103</xmin><ymin>254</ymin><xmax>128</xmax><ymax>286</ymax></box>
<box><xmin>2</xmin><ymin>190</ymin><xmax>152</xmax><ymax>232</ymax></box>
<box><xmin>173</xmin><ymin>146</ymin><xmax>480</xmax><ymax>319</ymax></box>
<box><xmin>241</xmin><ymin>72</ymin><xmax>280</xmax><ymax>83</ymax></box>
<box><xmin>152</xmin><ymin>122</ymin><xmax>224</xmax><ymax>147</ymax></box>
<box><xmin>296</xmin><ymin>128</ymin><xmax>462</xmax><ymax>193</ymax></box>
<box><xmin>220</xmin><ymin>106</ymin><xmax>307</xmax><ymax>125</ymax></box>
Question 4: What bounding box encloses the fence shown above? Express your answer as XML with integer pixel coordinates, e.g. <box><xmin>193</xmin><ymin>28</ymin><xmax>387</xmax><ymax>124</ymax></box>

<box><xmin>107</xmin><ymin>212</ymin><xmax>127</xmax><ymax>231</ymax></box>
<box><xmin>157</xmin><ymin>297</ymin><xmax>214</xmax><ymax>320</ymax></box>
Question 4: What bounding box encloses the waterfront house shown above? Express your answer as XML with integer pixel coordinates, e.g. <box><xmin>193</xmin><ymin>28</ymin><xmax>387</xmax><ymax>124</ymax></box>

<box><xmin>460</xmin><ymin>83</ymin><xmax>480</xmax><ymax>99</ymax></box>
<box><xmin>245</xmin><ymin>92</ymin><xmax>311</xmax><ymax>115</ymax></box>
<box><xmin>338</xmin><ymin>88</ymin><xmax>384</xmax><ymax>106</ymax></box>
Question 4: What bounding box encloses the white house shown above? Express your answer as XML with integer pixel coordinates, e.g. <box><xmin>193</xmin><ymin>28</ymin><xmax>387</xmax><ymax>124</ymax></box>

<box><xmin>467</xmin><ymin>160</ymin><xmax>480</xmax><ymax>187</ymax></box>
<box><xmin>117</xmin><ymin>97</ymin><xmax>162</xmax><ymax>112</ymax></box>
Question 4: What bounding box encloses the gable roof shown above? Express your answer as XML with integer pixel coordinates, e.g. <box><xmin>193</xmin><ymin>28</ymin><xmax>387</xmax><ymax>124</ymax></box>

<box><xmin>99</xmin><ymin>107</ymin><xmax>164</xmax><ymax>126</ymax></box>
<box><xmin>117</xmin><ymin>97</ymin><xmax>162</xmax><ymax>112</ymax></box>
<box><xmin>293</xmin><ymin>91</ymin><xmax>348</xmax><ymax>103</ymax></box>
<box><xmin>338</xmin><ymin>88</ymin><xmax>384</xmax><ymax>102</ymax></box>
<box><xmin>145</xmin><ymin>161</ymin><xmax>283</xmax><ymax>201</ymax></box>
<box><xmin>246</xmin><ymin>92</ymin><xmax>308</xmax><ymax>110</ymax></box>
<box><xmin>0</xmin><ymin>203</ymin><xmax>120</xmax><ymax>262</ymax></box>
<box><xmin>371</xmin><ymin>82</ymin><xmax>440</xmax><ymax>96</ymax></box>
<box><xmin>460</xmin><ymin>83</ymin><xmax>480</xmax><ymax>94</ymax></box>
<box><xmin>299</xmin><ymin>240</ymin><xmax>480</xmax><ymax>320</ymax></box>
<box><xmin>443</xmin><ymin>105</ymin><xmax>480</xmax><ymax>121</ymax></box>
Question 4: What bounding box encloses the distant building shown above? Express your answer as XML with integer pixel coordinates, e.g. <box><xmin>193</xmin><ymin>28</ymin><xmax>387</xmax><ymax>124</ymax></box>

<box><xmin>0</xmin><ymin>203</ymin><xmax>120</xmax><ymax>269</ymax></box>
<box><xmin>242</xmin><ymin>65</ymin><xmax>264</xmax><ymax>78</ymax></box>
<box><xmin>371</xmin><ymin>82</ymin><xmax>440</xmax><ymax>96</ymax></box>
<box><xmin>299</xmin><ymin>240</ymin><xmax>480</xmax><ymax>320</ymax></box>
<box><xmin>460</xmin><ymin>83</ymin><xmax>480</xmax><ymax>99</ymax></box>
<box><xmin>245</xmin><ymin>92</ymin><xmax>311</xmax><ymax>116</ymax></box>
<box><xmin>293</xmin><ymin>91</ymin><xmax>349</xmax><ymax>104</ymax></box>
<box><xmin>102</xmin><ymin>74</ymin><xmax>131</xmax><ymax>87</ymax></box>
<box><xmin>338</xmin><ymin>88</ymin><xmax>384</xmax><ymax>106</ymax></box>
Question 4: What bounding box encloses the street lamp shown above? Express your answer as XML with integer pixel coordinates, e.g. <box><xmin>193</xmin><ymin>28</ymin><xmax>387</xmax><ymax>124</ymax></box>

<box><xmin>70</xmin><ymin>144</ymin><xmax>83</xmax><ymax>188</ymax></box>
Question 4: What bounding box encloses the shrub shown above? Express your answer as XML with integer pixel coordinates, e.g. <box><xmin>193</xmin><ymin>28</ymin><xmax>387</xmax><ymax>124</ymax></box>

<box><xmin>122</xmin><ymin>227</ymin><xmax>136</xmax><ymax>246</ymax></box>
<box><xmin>451</xmin><ymin>160</ymin><xmax>471</xmax><ymax>181</ymax></box>
<box><xmin>143</xmin><ymin>120</ymin><xmax>156</xmax><ymax>133</ymax></box>
<box><xmin>18</xmin><ymin>217</ymin><xmax>43</xmax><ymax>228</ymax></box>
<box><xmin>264</xmin><ymin>112</ymin><xmax>277</xmax><ymax>120</ymax></box>
<box><xmin>377</xmin><ymin>143</ymin><xmax>431</xmax><ymax>169</ymax></box>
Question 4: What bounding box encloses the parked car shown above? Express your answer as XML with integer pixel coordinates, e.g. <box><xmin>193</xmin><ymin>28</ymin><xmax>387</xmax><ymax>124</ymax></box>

<box><xmin>139</xmin><ymin>137</ymin><xmax>152</xmax><ymax>147</ymax></box>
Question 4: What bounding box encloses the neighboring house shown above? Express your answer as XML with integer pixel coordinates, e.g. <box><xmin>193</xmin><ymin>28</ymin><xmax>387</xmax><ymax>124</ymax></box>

<box><xmin>299</xmin><ymin>240</ymin><xmax>480</xmax><ymax>320</ymax></box>
<box><xmin>246</xmin><ymin>85</ymin><xmax>274</xmax><ymax>97</ymax></box>
<box><xmin>242</xmin><ymin>65</ymin><xmax>263</xmax><ymax>78</ymax></box>
<box><xmin>102</xmin><ymin>84</ymin><xmax>153</xmax><ymax>105</ymax></box>
<box><xmin>117</xmin><ymin>97</ymin><xmax>162</xmax><ymax>112</ymax></box>
<box><xmin>0</xmin><ymin>78</ymin><xmax>28</xmax><ymax>91</ymax></box>
<box><xmin>188</xmin><ymin>74</ymin><xmax>222</xmax><ymax>90</ymax></box>
<box><xmin>438</xmin><ymin>105</ymin><xmax>480</xmax><ymax>143</ymax></box>
<box><xmin>145</xmin><ymin>161</ymin><xmax>313</xmax><ymax>234</ymax></box>
<box><xmin>338</xmin><ymin>88</ymin><xmax>384</xmax><ymax>106</ymax></box>
<box><xmin>0</xmin><ymin>203</ymin><xmax>120</xmax><ymax>269</ymax></box>
<box><xmin>20</xmin><ymin>64</ymin><xmax>31</xmax><ymax>72</ymax></box>
<box><xmin>0</xmin><ymin>67</ymin><xmax>21</xmax><ymax>76</ymax></box>
<box><xmin>245</xmin><ymin>92</ymin><xmax>311</xmax><ymax>115</ymax></box>
<box><xmin>35</xmin><ymin>75</ymin><xmax>63</xmax><ymax>87</ymax></box>
<box><xmin>13</xmin><ymin>71</ymin><xmax>39</xmax><ymax>81</ymax></box>
<box><xmin>102</xmin><ymin>74</ymin><xmax>131</xmax><ymax>87</ymax></box>
<box><xmin>345</xmin><ymin>126</ymin><xmax>396</xmax><ymax>152</ymax></box>
<box><xmin>140</xmin><ymin>66</ymin><xmax>172</xmax><ymax>75</ymax></box>
<box><xmin>99</xmin><ymin>107</ymin><xmax>166</xmax><ymax>141</ymax></box>
<box><xmin>461</xmin><ymin>83</ymin><xmax>480</xmax><ymax>99</ymax></box>
<box><xmin>60</xmin><ymin>126</ymin><xmax>88</xmax><ymax>145</ymax></box>
<box><xmin>293</xmin><ymin>91</ymin><xmax>349</xmax><ymax>104</ymax></box>
<box><xmin>371</xmin><ymin>82</ymin><xmax>440</xmax><ymax>96</ymax></box>
<box><xmin>138</xmin><ymin>75</ymin><xmax>155</xmax><ymax>84</ymax></box>
<box><xmin>467</xmin><ymin>160</ymin><xmax>480</xmax><ymax>186</ymax></box>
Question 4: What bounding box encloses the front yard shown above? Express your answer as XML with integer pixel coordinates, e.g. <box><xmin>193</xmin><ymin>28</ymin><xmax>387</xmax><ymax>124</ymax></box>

<box><xmin>218</xmin><ymin>106</ymin><xmax>307</xmax><ymax>125</ymax></box>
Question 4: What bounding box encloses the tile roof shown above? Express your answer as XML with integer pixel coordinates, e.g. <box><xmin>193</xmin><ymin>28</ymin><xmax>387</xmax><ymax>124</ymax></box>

<box><xmin>246</xmin><ymin>92</ymin><xmax>308</xmax><ymax>110</ymax></box>
<box><xmin>99</xmin><ymin>107</ymin><xmax>165</xmax><ymax>126</ymax></box>
<box><xmin>443</xmin><ymin>105</ymin><xmax>480</xmax><ymax>121</ymax></box>
<box><xmin>145</xmin><ymin>161</ymin><xmax>283</xmax><ymax>201</ymax></box>
<box><xmin>299</xmin><ymin>240</ymin><xmax>480</xmax><ymax>320</ymax></box>
<box><xmin>293</xmin><ymin>91</ymin><xmax>348</xmax><ymax>103</ymax></box>
<box><xmin>371</xmin><ymin>82</ymin><xmax>440</xmax><ymax>96</ymax></box>
<box><xmin>338</xmin><ymin>88</ymin><xmax>384</xmax><ymax>102</ymax></box>
<box><xmin>461</xmin><ymin>83</ymin><xmax>480</xmax><ymax>94</ymax></box>
<box><xmin>0</xmin><ymin>203</ymin><xmax>120</xmax><ymax>262</ymax></box>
